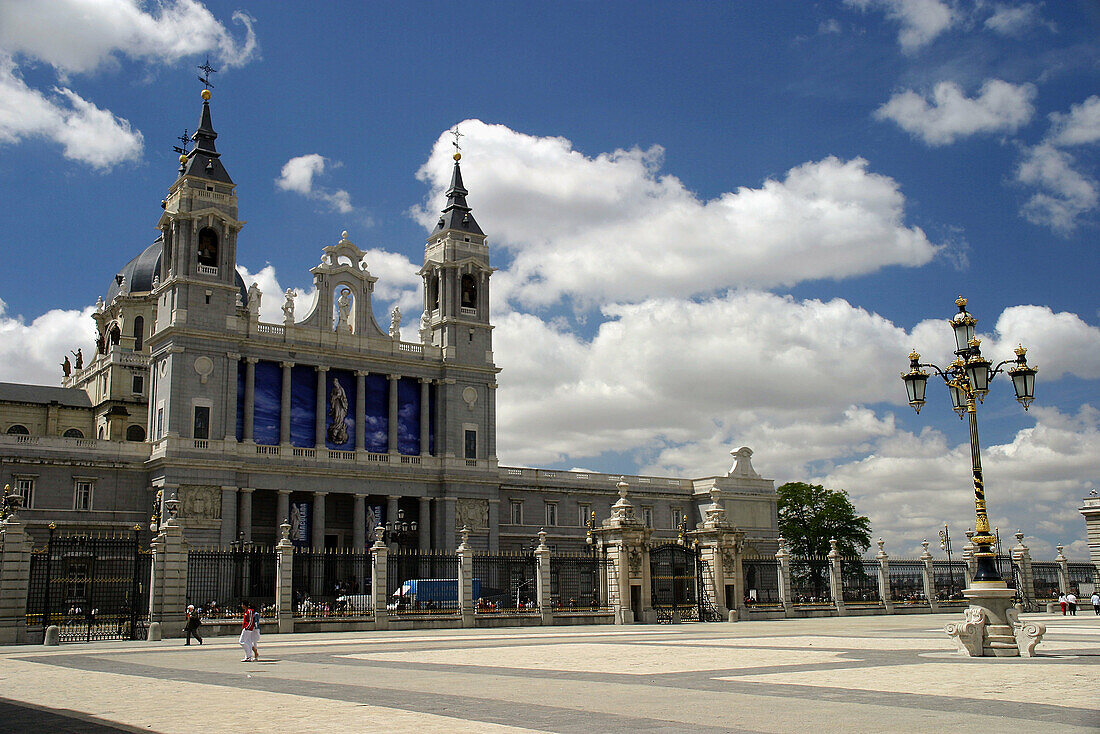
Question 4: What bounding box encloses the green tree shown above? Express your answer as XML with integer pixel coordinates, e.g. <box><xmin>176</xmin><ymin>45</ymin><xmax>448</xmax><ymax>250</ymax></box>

<box><xmin>777</xmin><ymin>482</ymin><xmax>872</xmax><ymax>559</ymax></box>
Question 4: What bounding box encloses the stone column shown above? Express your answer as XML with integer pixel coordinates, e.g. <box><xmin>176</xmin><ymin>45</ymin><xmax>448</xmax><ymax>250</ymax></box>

<box><xmin>487</xmin><ymin>499</ymin><xmax>500</xmax><ymax>553</ymax></box>
<box><xmin>0</xmin><ymin>517</ymin><xmax>32</xmax><ymax>644</ymax></box>
<box><xmin>418</xmin><ymin>497</ymin><xmax>431</xmax><ymax>552</ymax></box>
<box><xmin>279</xmin><ymin>361</ymin><xmax>293</xmax><ymax>446</ymax></box>
<box><xmin>276</xmin><ymin>490</ymin><xmax>291</xmax><ymax>537</ymax></box>
<box><xmin>355</xmin><ymin>371</ymin><xmax>366</xmax><ymax>452</ymax></box>
<box><xmin>419</xmin><ymin>378</ymin><xmax>430</xmax><ymax>456</ymax></box>
<box><xmin>386</xmin><ymin>495</ymin><xmax>400</xmax><ymax>552</ymax></box>
<box><xmin>370</xmin><ymin>528</ymin><xmax>388</xmax><ymax>630</ymax></box>
<box><xmin>487</xmin><ymin>382</ymin><xmax>498</xmax><ymax>461</ymax></box>
<box><xmin>534</xmin><ymin>529</ymin><xmax>553</xmax><ymax>625</ymax></box>
<box><xmin>443</xmin><ymin>497</ymin><xmax>457</xmax><ymax>551</ymax></box>
<box><xmin>1080</xmin><ymin>493</ymin><xmax>1100</xmax><ymax>569</ymax></box>
<box><xmin>148</xmin><ymin>514</ymin><xmax>186</xmax><ymax>640</ymax></box>
<box><xmin>243</xmin><ymin>357</ymin><xmax>257</xmax><ymax>442</ymax></box>
<box><xmin>225</xmin><ymin>352</ymin><xmax>240</xmax><ymax>441</ymax></box>
<box><xmin>275</xmin><ymin>521</ymin><xmax>294</xmax><ymax>633</ymax></box>
<box><xmin>314</xmin><ymin>367</ymin><xmax>328</xmax><ymax>448</ymax></box>
<box><xmin>352</xmin><ymin>494</ymin><xmax>367</xmax><ymax>550</ymax></box>
<box><xmin>219</xmin><ymin>486</ymin><xmax>238</xmax><ymax>546</ymax></box>
<box><xmin>1011</xmin><ymin>532</ymin><xmax>1035</xmax><ymax>610</ymax></box>
<box><xmin>828</xmin><ymin>539</ymin><xmax>847</xmax><ymax>616</ymax></box>
<box><xmin>1056</xmin><ymin>544</ymin><xmax>1069</xmax><ymax>595</ymax></box>
<box><xmin>238</xmin><ymin>488</ymin><xmax>253</xmax><ymax>543</ymax></box>
<box><xmin>312</xmin><ymin>492</ymin><xmax>327</xmax><ymax>550</ymax></box>
<box><xmin>457</xmin><ymin>526</ymin><xmax>475</xmax><ymax>627</ymax></box>
<box><xmin>387</xmin><ymin>375</ymin><xmax>399</xmax><ymax>454</ymax></box>
<box><xmin>876</xmin><ymin>538</ymin><xmax>895</xmax><ymax>613</ymax></box>
<box><xmin>920</xmin><ymin>540</ymin><xmax>939</xmax><ymax>613</ymax></box>
<box><xmin>776</xmin><ymin>538</ymin><xmax>793</xmax><ymax>616</ymax></box>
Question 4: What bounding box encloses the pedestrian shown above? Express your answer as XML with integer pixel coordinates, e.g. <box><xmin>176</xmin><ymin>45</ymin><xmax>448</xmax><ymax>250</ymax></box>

<box><xmin>238</xmin><ymin>601</ymin><xmax>260</xmax><ymax>662</ymax></box>
<box><xmin>183</xmin><ymin>604</ymin><xmax>203</xmax><ymax>646</ymax></box>
<box><xmin>1066</xmin><ymin>591</ymin><xmax>1078</xmax><ymax>616</ymax></box>
<box><xmin>1058</xmin><ymin>593</ymin><xmax>1067</xmax><ymax>615</ymax></box>
<box><xmin>1091</xmin><ymin>591</ymin><xmax>1099</xmax><ymax>615</ymax></box>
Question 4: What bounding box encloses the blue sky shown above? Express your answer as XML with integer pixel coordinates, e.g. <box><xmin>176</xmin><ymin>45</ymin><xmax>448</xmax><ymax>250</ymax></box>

<box><xmin>1</xmin><ymin>1</ymin><xmax>1098</xmax><ymax>558</ymax></box>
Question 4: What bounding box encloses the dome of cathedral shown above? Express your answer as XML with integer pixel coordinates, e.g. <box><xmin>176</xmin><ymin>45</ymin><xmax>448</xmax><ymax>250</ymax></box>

<box><xmin>106</xmin><ymin>237</ymin><xmax>247</xmax><ymax>304</ymax></box>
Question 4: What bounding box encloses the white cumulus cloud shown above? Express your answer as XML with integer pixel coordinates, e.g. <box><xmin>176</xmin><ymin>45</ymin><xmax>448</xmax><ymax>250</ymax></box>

<box><xmin>983</xmin><ymin>2</ymin><xmax>1052</xmax><ymax>37</ymax></box>
<box><xmin>845</xmin><ymin>0</ymin><xmax>956</xmax><ymax>53</ymax></box>
<box><xmin>0</xmin><ymin>297</ymin><xmax>96</xmax><ymax>386</ymax></box>
<box><xmin>275</xmin><ymin>154</ymin><xmax>355</xmax><ymax>214</ymax></box>
<box><xmin>1047</xmin><ymin>95</ymin><xmax>1100</xmax><ymax>147</ymax></box>
<box><xmin>875</xmin><ymin>79</ymin><xmax>1036</xmax><ymax>146</ymax></box>
<box><xmin>412</xmin><ymin>120</ymin><xmax>939</xmax><ymax>308</ymax></box>
<box><xmin>1016</xmin><ymin>143</ymin><xmax>1098</xmax><ymax>232</ymax></box>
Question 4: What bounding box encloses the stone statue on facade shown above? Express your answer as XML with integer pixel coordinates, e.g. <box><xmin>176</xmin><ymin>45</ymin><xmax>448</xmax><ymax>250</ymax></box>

<box><xmin>336</xmin><ymin>288</ymin><xmax>352</xmax><ymax>333</ymax></box>
<box><xmin>95</xmin><ymin>296</ymin><xmax>104</xmax><ymax>313</ymax></box>
<box><xmin>247</xmin><ymin>282</ymin><xmax>261</xmax><ymax>316</ymax></box>
<box><xmin>72</xmin><ymin>349</ymin><xmax>83</xmax><ymax>370</ymax></box>
<box><xmin>419</xmin><ymin>310</ymin><xmax>431</xmax><ymax>345</ymax></box>
<box><xmin>61</xmin><ymin>355</ymin><xmax>71</xmax><ymax>378</ymax></box>
<box><xmin>389</xmin><ymin>306</ymin><xmax>402</xmax><ymax>341</ymax></box>
<box><xmin>282</xmin><ymin>288</ymin><xmax>296</xmax><ymax>325</ymax></box>
<box><xmin>327</xmin><ymin>377</ymin><xmax>349</xmax><ymax>445</ymax></box>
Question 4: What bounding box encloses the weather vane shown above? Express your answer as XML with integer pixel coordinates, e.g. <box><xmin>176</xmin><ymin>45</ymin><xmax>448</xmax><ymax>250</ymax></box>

<box><xmin>197</xmin><ymin>58</ymin><xmax>217</xmax><ymax>89</ymax></box>
<box><xmin>172</xmin><ymin>128</ymin><xmax>190</xmax><ymax>155</ymax></box>
<box><xmin>450</xmin><ymin>127</ymin><xmax>463</xmax><ymax>152</ymax></box>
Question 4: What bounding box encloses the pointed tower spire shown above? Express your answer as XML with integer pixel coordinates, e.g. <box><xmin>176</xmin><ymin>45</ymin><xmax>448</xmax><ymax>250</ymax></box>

<box><xmin>432</xmin><ymin>151</ymin><xmax>483</xmax><ymax>236</ymax></box>
<box><xmin>179</xmin><ymin>88</ymin><xmax>233</xmax><ymax>184</ymax></box>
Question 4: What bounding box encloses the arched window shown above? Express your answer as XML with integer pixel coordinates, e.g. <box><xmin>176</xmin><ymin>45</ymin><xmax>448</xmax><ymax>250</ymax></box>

<box><xmin>109</xmin><ymin>324</ymin><xmax>121</xmax><ymax>346</ymax></box>
<box><xmin>197</xmin><ymin>227</ymin><xmax>219</xmax><ymax>267</ymax></box>
<box><xmin>461</xmin><ymin>274</ymin><xmax>477</xmax><ymax>309</ymax></box>
<box><xmin>132</xmin><ymin>315</ymin><xmax>144</xmax><ymax>351</ymax></box>
<box><xmin>63</xmin><ymin>428</ymin><xmax>84</xmax><ymax>438</ymax></box>
<box><xmin>5</xmin><ymin>424</ymin><xmax>29</xmax><ymax>435</ymax></box>
<box><xmin>126</xmin><ymin>425</ymin><xmax>146</xmax><ymax>442</ymax></box>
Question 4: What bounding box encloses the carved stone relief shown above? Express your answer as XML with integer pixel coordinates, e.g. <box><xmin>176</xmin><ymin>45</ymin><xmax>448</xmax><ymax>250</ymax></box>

<box><xmin>455</xmin><ymin>498</ymin><xmax>488</xmax><ymax>530</ymax></box>
<box><xmin>177</xmin><ymin>485</ymin><xmax>221</xmax><ymax>520</ymax></box>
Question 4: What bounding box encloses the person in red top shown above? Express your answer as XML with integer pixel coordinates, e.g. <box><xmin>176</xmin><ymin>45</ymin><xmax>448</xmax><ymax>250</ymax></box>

<box><xmin>238</xmin><ymin>601</ymin><xmax>260</xmax><ymax>662</ymax></box>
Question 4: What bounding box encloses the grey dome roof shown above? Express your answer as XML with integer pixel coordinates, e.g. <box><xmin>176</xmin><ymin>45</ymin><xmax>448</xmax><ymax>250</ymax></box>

<box><xmin>107</xmin><ymin>237</ymin><xmax>247</xmax><ymax>303</ymax></box>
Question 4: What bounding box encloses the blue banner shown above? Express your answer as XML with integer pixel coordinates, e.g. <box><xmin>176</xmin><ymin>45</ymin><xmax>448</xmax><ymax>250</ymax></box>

<box><xmin>289</xmin><ymin>501</ymin><xmax>311</xmax><ymax>548</ymax></box>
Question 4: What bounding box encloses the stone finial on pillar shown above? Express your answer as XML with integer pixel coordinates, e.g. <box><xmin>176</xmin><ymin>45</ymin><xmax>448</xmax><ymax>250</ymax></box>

<box><xmin>536</xmin><ymin>529</ymin><xmax>549</xmax><ymax>552</ymax></box>
<box><xmin>876</xmin><ymin>538</ymin><xmax>887</xmax><ymax>558</ymax></box>
<box><xmin>920</xmin><ymin>539</ymin><xmax>932</xmax><ymax>560</ymax></box>
<box><xmin>458</xmin><ymin>525</ymin><xmax>471</xmax><ymax>552</ymax></box>
<box><xmin>611</xmin><ymin>480</ymin><xmax>635</xmax><ymax>522</ymax></box>
<box><xmin>1055</xmin><ymin>544</ymin><xmax>1066</xmax><ymax>562</ymax></box>
<box><xmin>702</xmin><ymin>488</ymin><xmax>727</xmax><ymax>527</ymax></box>
<box><xmin>372</xmin><ymin>525</ymin><xmax>386</xmax><ymax>550</ymax></box>
<box><xmin>828</xmin><ymin>538</ymin><xmax>839</xmax><ymax>559</ymax></box>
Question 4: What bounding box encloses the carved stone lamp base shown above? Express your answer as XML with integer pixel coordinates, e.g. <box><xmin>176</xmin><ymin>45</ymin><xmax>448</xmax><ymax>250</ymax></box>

<box><xmin>945</xmin><ymin>585</ymin><xmax>1045</xmax><ymax>657</ymax></box>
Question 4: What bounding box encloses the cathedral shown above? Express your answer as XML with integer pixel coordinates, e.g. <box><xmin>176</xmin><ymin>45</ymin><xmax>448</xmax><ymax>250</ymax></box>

<box><xmin>0</xmin><ymin>89</ymin><xmax>779</xmax><ymax>555</ymax></box>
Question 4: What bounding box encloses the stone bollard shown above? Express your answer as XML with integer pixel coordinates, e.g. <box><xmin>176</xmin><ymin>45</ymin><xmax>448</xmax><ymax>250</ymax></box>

<box><xmin>44</xmin><ymin>625</ymin><xmax>60</xmax><ymax>646</ymax></box>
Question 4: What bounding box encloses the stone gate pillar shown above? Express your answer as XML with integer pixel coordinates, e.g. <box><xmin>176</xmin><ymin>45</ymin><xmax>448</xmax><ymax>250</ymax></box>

<box><xmin>534</xmin><ymin>529</ymin><xmax>552</xmax><ymax>625</ymax></box>
<box><xmin>775</xmin><ymin>538</ymin><xmax>793</xmax><ymax>616</ymax></box>
<box><xmin>0</xmin><ymin>514</ymin><xmax>32</xmax><ymax>644</ymax></box>
<box><xmin>828</xmin><ymin>539</ymin><xmax>847</xmax><ymax>616</ymax></box>
<box><xmin>688</xmin><ymin>488</ymin><xmax>743</xmax><ymax>621</ymax></box>
<box><xmin>148</xmin><ymin>503</ymin><xmax>187</xmax><ymax>640</ymax></box>
<box><xmin>876</xmin><ymin>539</ymin><xmax>895</xmax><ymax>614</ymax></box>
<box><xmin>276</xmin><ymin>522</ymin><xmax>294</xmax><ymax>633</ymax></box>
<box><xmin>457</xmin><ymin>526</ymin><xmax>474</xmax><ymax>628</ymax></box>
<box><xmin>591</xmin><ymin>480</ymin><xmax>652</xmax><ymax>624</ymax></box>
<box><xmin>1011</xmin><ymin>532</ymin><xmax>1035</xmax><ymax>610</ymax></box>
<box><xmin>370</xmin><ymin>527</ymin><xmax>389</xmax><ymax>630</ymax></box>
<box><xmin>920</xmin><ymin>540</ymin><xmax>939</xmax><ymax>613</ymax></box>
<box><xmin>1055</xmin><ymin>545</ymin><xmax>1069</xmax><ymax>595</ymax></box>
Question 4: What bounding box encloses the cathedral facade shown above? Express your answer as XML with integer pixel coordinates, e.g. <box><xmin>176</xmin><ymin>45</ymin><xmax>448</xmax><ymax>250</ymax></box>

<box><xmin>0</xmin><ymin>91</ymin><xmax>779</xmax><ymax>555</ymax></box>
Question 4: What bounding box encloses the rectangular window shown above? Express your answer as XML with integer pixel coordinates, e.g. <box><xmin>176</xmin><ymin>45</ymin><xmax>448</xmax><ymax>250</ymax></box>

<box><xmin>73</xmin><ymin>480</ymin><xmax>93</xmax><ymax>511</ymax></box>
<box><xmin>545</xmin><ymin>502</ymin><xmax>558</xmax><ymax>527</ymax></box>
<box><xmin>510</xmin><ymin>501</ymin><xmax>523</xmax><ymax>525</ymax></box>
<box><xmin>464</xmin><ymin>429</ymin><xmax>477</xmax><ymax>459</ymax></box>
<box><xmin>156</xmin><ymin>408</ymin><xmax>164</xmax><ymax>440</ymax></box>
<box><xmin>578</xmin><ymin>503</ymin><xmax>591</xmax><ymax>527</ymax></box>
<box><xmin>642</xmin><ymin>507</ymin><xmax>653</xmax><ymax>529</ymax></box>
<box><xmin>193</xmin><ymin>406</ymin><xmax>210</xmax><ymax>440</ymax></box>
<box><xmin>671</xmin><ymin>508</ymin><xmax>684</xmax><ymax>530</ymax></box>
<box><xmin>14</xmin><ymin>477</ymin><xmax>34</xmax><ymax>509</ymax></box>
<box><xmin>132</xmin><ymin>374</ymin><xmax>144</xmax><ymax>394</ymax></box>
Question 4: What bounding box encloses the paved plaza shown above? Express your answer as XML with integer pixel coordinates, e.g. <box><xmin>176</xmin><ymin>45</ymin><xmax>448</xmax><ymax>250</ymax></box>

<box><xmin>0</xmin><ymin>613</ymin><xmax>1096</xmax><ymax>733</ymax></box>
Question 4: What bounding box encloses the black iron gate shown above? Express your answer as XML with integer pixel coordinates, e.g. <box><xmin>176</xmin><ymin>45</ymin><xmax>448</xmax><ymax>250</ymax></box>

<box><xmin>27</xmin><ymin>527</ymin><xmax>150</xmax><ymax>643</ymax></box>
<box><xmin>650</xmin><ymin>543</ymin><xmax>717</xmax><ymax>623</ymax></box>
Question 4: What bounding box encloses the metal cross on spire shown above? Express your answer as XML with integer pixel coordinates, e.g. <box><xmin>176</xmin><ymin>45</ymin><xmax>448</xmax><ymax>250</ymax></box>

<box><xmin>450</xmin><ymin>127</ymin><xmax>464</xmax><ymax>152</ymax></box>
<box><xmin>172</xmin><ymin>129</ymin><xmax>190</xmax><ymax>155</ymax></box>
<box><xmin>197</xmin><ymin>58</ymin><xmax>217</xmax><ymax>89</ymax></box>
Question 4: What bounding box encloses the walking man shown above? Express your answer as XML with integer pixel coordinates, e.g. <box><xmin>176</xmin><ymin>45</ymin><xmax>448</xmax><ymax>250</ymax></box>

<box><xmin>183</xmin><ymin>604</ymin><xmax>203</xmax><ymax>646</ymax></box>
<box><xmin>1091</xmin><ymin>591</ymin><xmax>1099</xmax><ymax>616</ymax></box>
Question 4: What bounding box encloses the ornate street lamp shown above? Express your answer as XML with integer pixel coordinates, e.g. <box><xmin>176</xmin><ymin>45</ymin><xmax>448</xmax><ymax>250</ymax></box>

<box><xmin>902</xmin><ymin>296</ymin><xmax>1037</xmax><ymax>585</ymax></box>
<box><xmin>385</xmin><ymin>508</ymin><xmax>419</xmax><ymax>549</ymax></box>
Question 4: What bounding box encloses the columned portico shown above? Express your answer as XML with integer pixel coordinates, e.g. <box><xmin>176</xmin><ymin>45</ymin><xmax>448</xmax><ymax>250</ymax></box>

<box><xmin>314</xmin><ymin>366</ymin><xmax>328</xmax><ymax>448</ymax></box>
<box><xmin>238</xmin><ymin>487</ymin><xmax>254</xmax><ymax>543</ymax></box>
<box><xmin>219</xmin><ymin>486</ymin><xmax>238</xmax><ymax>545</ymax></box>
<box><xmin>387</xmin><ymin>375</ymin><xmax>399</xmax><ymax>454</ymax></box>
<box><xmin>442</xmin><ymin>497</ymin><xmax>457</xmax><ymax>551</ymax></box>
<box><xmin>279</xmin><ymin>361</ymin><xmax>293</xmax><ymax>445</ymax></box>
<box><xmin>353</xmin><ymin>494</ymin><xmax>367</xmax><ymax>549</ymax></box>
<box><xmin>311</xmin><ymin>492</ymin><xmax>327</xmax><ymax>549</ymax></box>
<box><xmin>276</xmin><ymin>489</ymin><xmax>291</xmax><ymax>535</ymax></box>
<box><xmin>243</xmin><ymin>358</ymin><xmax>257</xmax><ymax>442</ymax></box>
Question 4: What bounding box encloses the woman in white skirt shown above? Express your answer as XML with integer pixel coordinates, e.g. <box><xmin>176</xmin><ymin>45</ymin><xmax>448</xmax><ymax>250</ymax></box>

<box><xmin>238</xmin><ymin>601</ymin><xmax>260</xmax><ymax>661</ymax></box>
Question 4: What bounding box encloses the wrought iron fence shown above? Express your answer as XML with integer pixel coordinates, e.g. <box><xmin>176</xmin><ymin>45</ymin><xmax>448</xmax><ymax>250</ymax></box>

<box><xmin>994</xmin><ymin>554</ymin><xmax>1018</xmax><ymax>589</ymax></box>
<box><xmin>1031</xmin><ymin>561</ymin><xmax>1061</xmax><ymax>601</ymax></box>
<box><xmin>887</xmin><ymin>560</ymin><xmax>927</xmax><ymax>604</ymax></box>
<box><xmin>549</xmin><ymin>552</ymin><xmax>608</xmax><ymax>611</ymax></box>
<box><xmin>473</xmin><ymin>552</ymin><xmax>538</xmax><ymax>613</ymax></box>
<box><xmin>387</xmin><ymin>551</ymin><xmax>460</xmax><ymax>615</ymax></box>
<box><xmin>932</xmin><ymin>560</ymin><xmax>966</xmax><ymax>601</ymax></box>
<box><xmin>292</xmin><ymin>548</ymin><xmax>372</xmax><ymax>618</ymax></box>
<box><xmin>1067</xmin><ymin>562</ymin><xmax>1098</xmax><ymax>593</ymax></box>
<box><xmin>789</xmin><ymin>557</ymin><xmax>831</xmax><ymax>604</ymax></box>
<box><xmin>742</xmin><ymin>558</ymin><xmax>781</xmax><ymax>607</ymax></box>
<box><xmin>185</xmin><ymin>546</ymin><xmax>277</xmax><ymax>620</ymax></box>
<box><xmin>26</xmin><ymin>530</ymin><xmax>150</xmax><ymax>643</ymax></box>
<box><xmin>839</xmin><ymin>558</ymin><xmax>880</xmax><ymax>604</ymax></box>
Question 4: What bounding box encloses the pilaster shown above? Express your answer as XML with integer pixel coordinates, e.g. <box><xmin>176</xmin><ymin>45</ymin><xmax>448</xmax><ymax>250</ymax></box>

<box><xmin>387</xmin><ymin>374</ymin><xmax>399</xmax><ymax>454</ymax></box>
<box><xmin>279</xmin><ymin>361</ymin><xmax>293</xmax><ymax>446</ymax></box>
<box><xmin>219</xmin><ymin>486</ymin><xmax>238</xmax><ymax>546</ymax></box>
<box><xmin>314</xmin><ymin>366</ymin><xmax>328</xmax><ymax>448</ymax></box>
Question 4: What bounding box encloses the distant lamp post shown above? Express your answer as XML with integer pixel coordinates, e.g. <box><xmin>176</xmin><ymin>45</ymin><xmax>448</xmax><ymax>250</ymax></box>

<box><xmin>902</xmin><ymin>297</ymin><xmax>1037</xmax><ymax>585</ymax></box>
<box><xmin>385</xmin><ymin>508</ymin><xmax>418</xmax><ymax>549</ymax></box>
<box><xmin>0</xmin><ymin>485</ymin><xmax>23</xmax><ymax>522</ymax></box>
<box><xmin>939</xmin><ymin>523</ymin><xmax>955</xmax><ymax>598</ymax></box>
